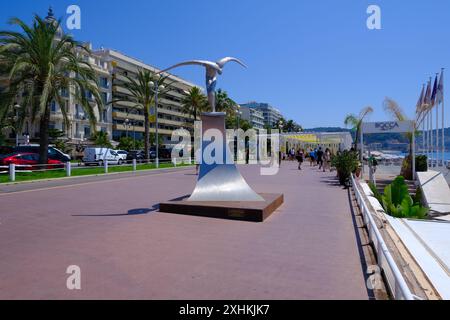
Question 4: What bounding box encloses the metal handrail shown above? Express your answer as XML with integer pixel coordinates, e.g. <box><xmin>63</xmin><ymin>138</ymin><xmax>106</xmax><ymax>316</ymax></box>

<box><xmin>351</xmin><ymin>174</ymin><xmax>416</xmax><ymax>300</ymax></box>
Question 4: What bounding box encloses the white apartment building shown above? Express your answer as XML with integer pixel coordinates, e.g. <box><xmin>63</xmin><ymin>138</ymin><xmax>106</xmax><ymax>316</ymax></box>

<box><xmin>94</xmin><ymin>49</ymin><xmax>196</xmax><ymax>147</ymax></box>
<box><xmin>239</xmin><ymin>106</ymin><xmax>265</xmax><ymax>129</ymax></box>
<box><xmin>240</xmin><ymin>102</ymin><xmax>283</xmax><ymax>128</ymax></box>
<box><xmin>50</xmin><ymin>45</ymin><xmax>113</xmax><ymax>144</ymax></box>
<box><xmin>0</xmin><ymin>10</ymin><xmax>113</xmax><ymax>150</ymax></box>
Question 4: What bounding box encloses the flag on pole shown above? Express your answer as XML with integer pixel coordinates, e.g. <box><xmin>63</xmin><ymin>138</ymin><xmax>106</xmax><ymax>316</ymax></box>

<box><xmin>431</xmin><ymin>74</ymin><xmax>438</xmax><ymax>107</ymax></box>
<box><xmin>416</xmin><ymin>84</ymin><xmax>425</xmax><ymax>111</ymax></box>
<box><xmin>437</xmin><ymin>69</ymin><xmax>444</xmax><ymax>104</ymax></box>
<box><xmin>416</xmin><ymin>84</ymin><xmax>426</xmax><ymax>124</ymax></box>
<box><xmin>424</xmin><ymin>79</ymin><xmax>432</xmax><ymax>107</ymax></box>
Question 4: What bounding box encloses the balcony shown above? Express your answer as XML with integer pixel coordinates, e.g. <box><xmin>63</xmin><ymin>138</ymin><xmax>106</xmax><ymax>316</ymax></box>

<box><xmin>112</xmin><ymin>111</ymin><xmax>192</xmax><ymax>127</ymax></box>
<box><xmin>113</xmin><ymin>124</ymin><xmax>173</xmax><ymax>135</ymax></box>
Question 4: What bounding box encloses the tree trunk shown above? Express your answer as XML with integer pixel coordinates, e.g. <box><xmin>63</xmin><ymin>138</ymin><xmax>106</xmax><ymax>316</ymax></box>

<box><xmin>144</xmin><ymin>104</ymin><xmax>150</xmax><ymax>160</ymax></box>
<box><xmin>39</xmin><ymin>105</ymin><xmax>50</xmax><ymax>164</ymax></box>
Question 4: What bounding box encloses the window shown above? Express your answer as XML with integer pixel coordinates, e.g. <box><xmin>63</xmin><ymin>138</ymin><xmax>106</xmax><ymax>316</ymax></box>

<box><xmin>50</xmin><ymin>101</ymin><xmax>57</xmax><ymax>112</ymax></box>
<box><xmin>101</xmin><ymin>92</ymin><xmax>108</xmax><ymax>104</ymax></box>
<box><xmin>100</xmin><ymin>77</ymin><xmax>109</xmax><ymax>88</ymax></box>
<box><xmin>102</xmin><ymin>110</ymin><xmax>108</xmax><ymax>122</ymax></box>
<box><xmin>61</xmin><ymin>87</ymin><xmax>69</xmax><ymax>97</ymax></box>
<box><xmin>84</xmin><ymin>126</ymin><xmax>91</xmax><ymax>138</ymax></box>
<box><xmin>21</xmin><ymin>154</ymin><xmax>35</xmax><ymax>161</ymax></box>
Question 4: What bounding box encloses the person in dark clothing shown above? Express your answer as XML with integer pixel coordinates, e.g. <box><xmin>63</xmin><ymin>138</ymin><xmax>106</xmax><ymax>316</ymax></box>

<box><xmin>296</xmin><ymin>149</ymin><xmax>304</xmax><ymax>170</ymax></box>
<box><xmin>316</xmin><ymin>147</ymin><xmax>324</xmax><ymax>170</ymax></box>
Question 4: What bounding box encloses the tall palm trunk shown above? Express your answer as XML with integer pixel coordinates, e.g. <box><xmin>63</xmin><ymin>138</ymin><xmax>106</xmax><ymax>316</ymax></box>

<box><xmin>39</xmin><ymin>105</ymin><xmax>50</xmax><ymax>164</ymax></box>
<box><xmin>144</xmin><ymin>103</ymin><xmax>150</xmax><ymax>160</ymax></box>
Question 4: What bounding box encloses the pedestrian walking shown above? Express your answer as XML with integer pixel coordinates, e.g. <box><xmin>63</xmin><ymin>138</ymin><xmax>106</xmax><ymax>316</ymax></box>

<box><xmin>323</xmin><ymin>148</ymin><xmax>331</xmax><ymax>172</ymax></box>
<box><xmin>309</xmin><ymin>149</ymin><xmax>315</xmax><ymax>166</ymax></box>
<box><xmin>316</xmin><ymin>147</ymin><xmax>324</xmax><ymax>170</ymax></box>
<box><xmin>296</xmin><ymin>149</ymin><xmax>304</xmax><ymax>170</ymax></box>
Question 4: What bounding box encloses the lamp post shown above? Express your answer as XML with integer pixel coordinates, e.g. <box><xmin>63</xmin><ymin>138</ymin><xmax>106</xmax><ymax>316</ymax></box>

<box><xmin>126</xmin><ymin>109</ymin><xmax>138</xmax><ymax>150</ymax></box>
<box><xmin>124</xmin><ymin>118</ymin><xmax>130</xmax><ymax>138</ymax></box>
<box><xmin>278</xmin><ymin>120</ymin><xmax>283</xmax><ymax>164</ymax></box>
<box><xmin>14</xmin><ymin>104</ymin><xmax>21</xmax><ymax>146</ymax></box>
<box><xmin>235</xmin><ymin>108</ymin><xmax>242</xmax><ymax>130</ymax></box>
<box><xmin>133</xmin><ymin>120</ymin><xmax>136</xmax><ymax>150</ymax></box>
<box><xmin>149</xmin><ymin>80</ymin><xmax>165</xmax><ymax>168</ymax></box>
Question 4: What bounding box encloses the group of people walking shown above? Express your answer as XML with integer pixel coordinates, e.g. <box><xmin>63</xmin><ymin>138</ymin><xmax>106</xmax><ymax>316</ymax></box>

<box><xmin>285</xmin><ymin>147</ymin><xmax>332</xmax><ymax>172</ymax></box>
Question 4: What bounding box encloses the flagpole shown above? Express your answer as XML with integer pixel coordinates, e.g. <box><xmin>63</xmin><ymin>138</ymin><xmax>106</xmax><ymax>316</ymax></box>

<box><xmin>428</xmin><ymin>109</ymin><xmax>430</xmax><ymax>166</ymax></box>
<box><xmin>429</xmin><ymin>106</ymin><xmax>432</xmax><ymax>166</ymax></box>
<box><xmin>436</xmin><ymin>92</ymin><xmax>439</xmax><ymax>167</ymax></box>
<box><xmin>427</xmin><ymin>77</ymin><xmax>432</xmax><ymax>167</ymax></box>
<box><xmin>431</xmin><ymin>105</ymin><xmax>434</xmax><ymax>167</ymax></box>
<box><xmin>441</xmin><ymin>68</ymin><xmax>445</xmax><ymax>167</ymax></box>
<box><xmin>422</xmin><ymin>113</ymin><xmax>425</xmax><ymax>153</ymax></box>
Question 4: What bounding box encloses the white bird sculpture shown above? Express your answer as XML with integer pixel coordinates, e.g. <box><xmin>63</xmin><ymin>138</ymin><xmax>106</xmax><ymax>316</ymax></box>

<box><xmin>159</xmin><ymin>57</ymin><xmax>247</xmax><ymax>112</ymax></box>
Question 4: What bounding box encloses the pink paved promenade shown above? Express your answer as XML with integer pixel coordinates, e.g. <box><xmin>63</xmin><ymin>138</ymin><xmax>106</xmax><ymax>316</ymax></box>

<box><xmin>0</xmin><ymin>162</ymin><xmax>368</xmax><ymax>299</ymax></box>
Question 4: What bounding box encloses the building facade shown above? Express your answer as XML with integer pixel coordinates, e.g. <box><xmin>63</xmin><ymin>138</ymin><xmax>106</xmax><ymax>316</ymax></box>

<box><xmin>94</xmin><ymin>49</ymin><xmax>196</xmax><ymax>147</ymax></box>
<box><xmin>51</xmin><ymin>44</ymin><xmax>113</xmax><ymax>145</ymax></box>
<box><xmin>239</xmin><ymin>105</ymin><xmax>265</xmax><ymax>129</ymax></box>
<box><xmin>240</xmin><ymin>102</ymin><xmax>283</xmax><ymax>128</ymax></box>
<box><xmin>0</xmin><ymin>10</ymin><xmax>113</xmax><ymax>150</ymax></box>
<box><xmin>1</xmin><ymin>9</ymin><xmax>198</xmax><ymax>153</ymax></box>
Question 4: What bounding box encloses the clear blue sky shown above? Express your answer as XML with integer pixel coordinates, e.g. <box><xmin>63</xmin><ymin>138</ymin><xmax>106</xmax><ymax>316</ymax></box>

<box><xmin>1</xmin><ymin>0</ymin><xmax>449</xmax><ymax>128</ymax></box>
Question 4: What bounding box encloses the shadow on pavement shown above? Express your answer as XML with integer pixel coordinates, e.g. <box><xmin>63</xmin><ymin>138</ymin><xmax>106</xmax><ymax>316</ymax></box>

<box><xmin>72</xmin><ymin>204</ymin><xmax>160</xmax><ymax>217</ymax></box>
<box><xmin>319</xmin><ymin>176</ymin><xmax>346</xmax><ymax>188</ymax></box>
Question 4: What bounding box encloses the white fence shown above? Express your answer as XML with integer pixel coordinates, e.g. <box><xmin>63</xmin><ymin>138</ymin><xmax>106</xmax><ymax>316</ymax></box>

<box><xmin>0</xmin><ymin>157</ymin><xmax>193</xmax><ymax>182</ymax></box>
<box><xmin>351</xmin><ymin>174</ymin><xmax>417</xmax><ymax>300</ymax></box>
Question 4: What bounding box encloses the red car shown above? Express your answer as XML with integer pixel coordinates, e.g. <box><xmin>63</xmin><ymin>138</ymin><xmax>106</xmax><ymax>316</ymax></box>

<box><xmin>0</xmin><ymin>153</ymin><xmax>64</xmax><ymax>170</ymax></box>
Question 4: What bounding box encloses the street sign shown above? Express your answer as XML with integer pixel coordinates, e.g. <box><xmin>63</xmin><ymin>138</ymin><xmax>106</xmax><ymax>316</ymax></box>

<box><xmin>361</xmin><ymin>120</ymin><xmax>414</xmax><ymax>134</ymax></box>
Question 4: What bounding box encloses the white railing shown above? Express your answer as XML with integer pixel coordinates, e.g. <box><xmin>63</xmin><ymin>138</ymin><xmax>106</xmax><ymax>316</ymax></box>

<box><xmin>351</xmin><ymin>174</ymin><xmax>417</xmax><ymax>300</ymax></box>
<box><xmin>0</xmin><ymin>157</ymin><xmax>194</xmax><ymax>182</ymax></box>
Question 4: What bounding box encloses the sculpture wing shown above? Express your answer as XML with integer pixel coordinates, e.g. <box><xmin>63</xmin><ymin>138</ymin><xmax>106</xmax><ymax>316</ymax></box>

<box><xmin>158</xmin><ymin>60</ymin><xmax>220</xmax><ymax>74</ymax></box>
<box><xmin>216</xmin><ymin>57</ymin><xmax>247</xmax><ymax>69</ymax></box>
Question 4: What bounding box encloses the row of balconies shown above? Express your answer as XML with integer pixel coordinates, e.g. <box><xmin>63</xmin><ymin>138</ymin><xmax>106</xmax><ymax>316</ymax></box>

<box><xmin>112</xmin><ymin>124</ymin><xmax>174</xmax><ymax>135</ymax></box>
<box><xmin>112</xmin><ymin>111</ymin><xmax>192</xmax><ymax>128</ymax></box>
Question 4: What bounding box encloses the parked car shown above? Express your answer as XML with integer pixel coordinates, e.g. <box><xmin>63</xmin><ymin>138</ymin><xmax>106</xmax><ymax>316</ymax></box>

<box><xmin>83</xmin><ymin>147</ymin><xmax>123</xmax><ymax>166</ymax></box>
<box><xmin>115</xmin><ymin>150</ymin><xmax>128</xmax><ymax>161</ymax></box>
<box><xmin>0</xmin><ymin>153</ymin><xmax>64</xmax><ymax>170</ymax></box>
<box><xmin>149</xmin><ymin>147</ymin><xmax>172</xmax><ymax>160</ymax></box>
<box><xmin>126</xmin><ymin>150</ymin><xmax>146</xmax><ymax>162</ymax></box>
<box><xmin>0</xmin><ymin>146</ymin><xmax>14</xmax><ymax>156</ymax></box>
<box><xmin>13</xmin><ymin>145</ymin><xmax>71</xmax><ymax>162</ymax></box>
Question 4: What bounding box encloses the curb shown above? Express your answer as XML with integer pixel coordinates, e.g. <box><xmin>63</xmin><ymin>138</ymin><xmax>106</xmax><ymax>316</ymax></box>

<box><xmin>0</xmin><ymin>164</ymin><xmax>195</xmax><ymax>186</ymax></box>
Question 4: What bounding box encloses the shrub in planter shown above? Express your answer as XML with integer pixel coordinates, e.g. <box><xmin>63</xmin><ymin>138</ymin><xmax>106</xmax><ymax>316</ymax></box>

<box><xmin>371</xmin><ymin>176</ymin><xmax>428</xmax><ymax>219</ymax></box>
<box><xmin>331</xmin><ymin>150</ymin><xmax>359</xmax><ymax>185</ymax></box>
<box><xmin>415</xmin><ymin>155</ymin><xmax>428</xmax><ymax>172</ymax></box>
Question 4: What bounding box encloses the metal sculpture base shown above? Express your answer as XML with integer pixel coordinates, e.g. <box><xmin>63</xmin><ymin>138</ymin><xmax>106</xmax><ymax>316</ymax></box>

<box><xmin>159</xmin><ymin>193</ymin><xmax>283</xmax><ymax>222</ymax></box>
<box><xmin>159</xmin><ymin>112</ymin><xmax>284</xmax><ymax>221</ymax></box>
<box><xmin>188</xmin><ymin>112</ymin><xmax>263</xmax><ymax>202</ymax></box>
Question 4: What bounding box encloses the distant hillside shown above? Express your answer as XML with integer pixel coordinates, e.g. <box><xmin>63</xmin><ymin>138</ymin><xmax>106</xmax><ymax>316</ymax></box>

<box><xmin>304</xmin><ymin>127</ymin><xmax>450</xmax><ymax>149</ymax></box>
<box><xmin>304</xmin><ymin>127</ymin><xmax>351</xmax><ymax>133</ymax></box>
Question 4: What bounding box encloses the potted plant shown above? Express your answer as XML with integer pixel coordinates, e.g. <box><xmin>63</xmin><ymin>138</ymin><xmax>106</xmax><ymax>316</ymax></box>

<box><xmin>331</xmin><ymin>150</ymin><xmax>359</xmax><ymax>186</ymax></box>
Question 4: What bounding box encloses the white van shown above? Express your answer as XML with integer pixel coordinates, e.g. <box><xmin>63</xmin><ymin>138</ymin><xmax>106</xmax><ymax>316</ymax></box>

<box><xmin>83</xmin><ymin>147</ymin><xmax>122</xmax><ymax>166</ymax></box>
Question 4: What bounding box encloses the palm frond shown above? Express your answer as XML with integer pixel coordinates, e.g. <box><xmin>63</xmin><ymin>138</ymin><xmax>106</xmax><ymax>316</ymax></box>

<box><xmin>383</xmin><ymin>97</ymin><xmax>407</xmax><ymax>122</ymax></box>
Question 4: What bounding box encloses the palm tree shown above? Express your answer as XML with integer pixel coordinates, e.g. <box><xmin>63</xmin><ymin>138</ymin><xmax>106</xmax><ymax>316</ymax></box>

<box><xmin>383</xmin><ymin>97</ymin><xmax>415</xmax><ymax>179</ymax></box>
<box><xmin>0</xmin><ymin>14</ymin><xmax>103</xmax><ymax>163</ymax></box>
<box><xmin>181</xmin><ymin>86</ymin><xmax>208</xmax><ymax>121</ymax></box>
<box><xmin>119</xmin><ymin>68</ymin><xmax>171</xmax><ymax>159</ymax></box>
<box><xmin>344</xmin><ymin>106</ymin><xmax>374</xmax><ymax>147</ymax></box>
<box><xmin>215</xmin><ymin>89</ymin><xmax>237</xmax><ymax>116</ymax></box>
<box><xmin>284</xmin><ymin>119</ymin><xmax>302</xmax><ymax>132</ymax></box>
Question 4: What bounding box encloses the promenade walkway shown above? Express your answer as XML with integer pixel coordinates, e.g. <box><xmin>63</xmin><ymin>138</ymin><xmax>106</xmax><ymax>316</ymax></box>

<box><xmin>0</xmin><ymin>162</ymin><xmax>369</xmax><ymax>299</ymax></box>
